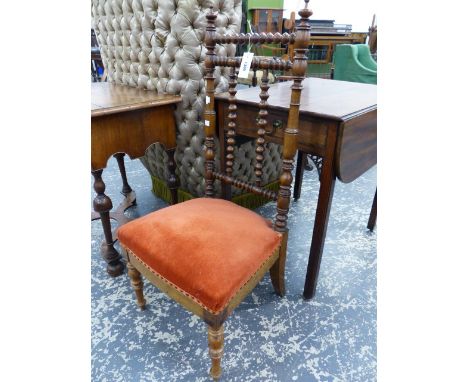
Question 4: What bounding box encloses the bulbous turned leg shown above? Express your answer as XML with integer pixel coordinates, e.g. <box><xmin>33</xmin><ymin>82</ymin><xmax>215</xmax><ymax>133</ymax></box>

<box><xmin>92</xmin><ymin>169</ymin><xmax>124</xmax><ymax>277</ymax></box>
<box><xmin>127</xmin><ymin>261</ymin><xmax>146</xmax><ymax>310</ymax></box>
<box><xmin>207</xmin><ymin>324</ymin><xmax>224</xmax><ymax>380</ymax></box>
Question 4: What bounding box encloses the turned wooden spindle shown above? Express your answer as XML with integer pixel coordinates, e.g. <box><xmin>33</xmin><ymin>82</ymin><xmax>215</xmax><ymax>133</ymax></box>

<box><xmin>214</xmin><ymin>32</ymin><xmax>295</xmax><ymax>45</ymax></box>
<box><xmin>252</xmin><ymin>68</ymin><xmax>258</xmax><ymax>87</ymax></box>
<box><xmin>274</xmin><ymin>0</ymin><xmax>311</xmax><ymax>233</ymax></box>
<box><xmin>226</xmin><ymin>66</ymin><xmax>238</xmax><ymax>178</ymax></box>
<box><xmin>208</xmin><ymin>325</ymin><xmax>224</xmax><ymax>380</ymax></box>
<box><xmin>211</xmin><ymin>56</ymin><xmax>292</xmax><ymax>71</ymax></box>
<box><xmin>203</xmin><ymin>7</ymin><xmax>217</xmax><ymax>198</ymax></box>
<box><xmin>255</xmin><ymin>68</ymin><xmax>270</xmax><ymax>186</ymax></box>
<box><xmin>127</xmin><ymin>261</ymin><xmax>146</xmax><ymax>310</ymax></box>
<box><xmin>92</xmin><ymin>169</ymin><xmax>125</xmax><ymax>276</ymax></box>
<box><xmin>213</xmin><ymin>171</ymin><xmax>278</xmax><ymax>201</ymax></box>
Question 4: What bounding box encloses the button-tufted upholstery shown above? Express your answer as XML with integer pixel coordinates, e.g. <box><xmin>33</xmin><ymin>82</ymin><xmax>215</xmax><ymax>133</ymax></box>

<box><xmin>91</xmin><ymin>0</ymin><xmax>283</xmax><ymax>198</ymax></box>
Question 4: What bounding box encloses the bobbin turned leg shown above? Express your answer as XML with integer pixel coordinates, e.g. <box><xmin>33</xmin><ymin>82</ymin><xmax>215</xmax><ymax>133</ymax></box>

<box><xmin>127</xmin><ymin>261</ymin><xmax>146</xmax><ymax>310</ymax></box>
<box><xmin>207</xmin><ymin>324</ymin><xmax>224</xmax><ymax>380</ymax></box>
<box><xmin>165</xmin><ymin>148</ymin><xmax>179</xmax><ymax>205</ymax></box>
<box><xmin>92</xmin><ymin>169</ymin><xmax>125</xmax><ymax>277</ymax></box>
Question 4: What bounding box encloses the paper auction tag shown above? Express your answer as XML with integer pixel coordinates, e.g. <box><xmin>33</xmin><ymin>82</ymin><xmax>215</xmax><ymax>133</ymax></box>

<box><xmin>238</xmin><ymin>52</ymin><xmax>254</xmax><ymax>79</ymax></box>
<box><xmin>206</xmin><ymin>96</ymin><xmax>210</xmax><ymax>104</ymax></box>
<box><xmin>205</xmin><ymin>120</ymin><xmax>210</xmax><ymax>126</ymax></box>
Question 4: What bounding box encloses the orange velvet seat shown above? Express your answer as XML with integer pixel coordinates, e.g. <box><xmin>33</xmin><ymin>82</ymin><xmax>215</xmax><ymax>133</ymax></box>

<box><xmin>117</xmin><ymin>198</ymin><xmax>282</xmax><ymax>313</ymax></box>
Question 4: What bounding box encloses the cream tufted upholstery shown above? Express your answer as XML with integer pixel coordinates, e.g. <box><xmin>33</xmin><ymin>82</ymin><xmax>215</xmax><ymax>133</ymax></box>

<box><xmin>91</xmin><ymin>0</ymin><xmax>282</xmax><ymax>197</ymax></box>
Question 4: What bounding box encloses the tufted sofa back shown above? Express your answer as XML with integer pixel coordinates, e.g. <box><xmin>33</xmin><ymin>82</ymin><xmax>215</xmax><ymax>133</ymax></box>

<box><xmin>91</xmin><ymin>0</ymin><xmax>282</xmax><ymax>197</ymax></box>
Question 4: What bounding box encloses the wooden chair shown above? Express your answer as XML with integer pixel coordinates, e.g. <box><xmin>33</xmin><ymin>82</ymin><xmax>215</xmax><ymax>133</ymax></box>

<box><xmin>117</xmin><ymin>2</ymin><xmax>312</xmax><ymax>379</ymax></box>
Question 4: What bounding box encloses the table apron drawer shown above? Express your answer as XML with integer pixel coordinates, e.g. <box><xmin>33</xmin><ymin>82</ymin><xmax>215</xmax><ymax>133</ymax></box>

<box><xmin>218</xmin><ymin>102</ymin><xmax>328</xmax><ymax>156</ymax></box>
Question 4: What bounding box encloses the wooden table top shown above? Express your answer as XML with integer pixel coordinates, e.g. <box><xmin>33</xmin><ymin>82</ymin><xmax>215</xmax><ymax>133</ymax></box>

<box><xmin>91</xmin><ymin>82</ymin><xmax>182</xmax><ymax>118</ymax></box>
<box><xmin>215</xmin><ymin>77</ymin><xmax>377</xmax><ymax>121</ymax></box>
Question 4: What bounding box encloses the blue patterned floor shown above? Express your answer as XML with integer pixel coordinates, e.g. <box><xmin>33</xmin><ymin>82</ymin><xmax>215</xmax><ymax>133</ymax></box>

<box><xmin>91</xmin><ymin>156</ymin><xmax>376</xmax><ymax>381</ymax></box>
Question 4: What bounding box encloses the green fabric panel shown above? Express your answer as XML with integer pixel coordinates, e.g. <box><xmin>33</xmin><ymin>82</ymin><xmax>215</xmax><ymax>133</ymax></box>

<box><xmin>247</xmin><ymin>0</ymin><xmax>283</xmax><ymax>10</ymax></box>
<box><xmin>151</xmin><ymin>176</ymin><xmax>194</xmax><ymax>204</ymax></box>
<box><xmin>357</xmin><ymin>45</ymin><xmax>377</xmax><ymax>71</ymax></box>
<box><xmin>333</xmin><ymin>44</ymin><xmax>377</xmax><ymax>84</ymax></box>
<box><xmin>150</xmin><ymin>175</ymin><xmax>279</xmax><ymax>210</ymax></box>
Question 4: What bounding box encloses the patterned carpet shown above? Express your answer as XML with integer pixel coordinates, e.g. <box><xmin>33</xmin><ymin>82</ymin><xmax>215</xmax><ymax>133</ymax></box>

<box><xmin>91</xmin><ymin>156</ymin><xmax>377</xmax><ymax>381</ymax></box>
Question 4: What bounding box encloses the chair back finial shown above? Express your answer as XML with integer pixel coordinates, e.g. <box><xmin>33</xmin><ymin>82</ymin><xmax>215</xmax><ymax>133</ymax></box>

<box><xmin>298</xmin><ymin>0</ymin><xmax>313</xmax><ymax>20</ymax></box>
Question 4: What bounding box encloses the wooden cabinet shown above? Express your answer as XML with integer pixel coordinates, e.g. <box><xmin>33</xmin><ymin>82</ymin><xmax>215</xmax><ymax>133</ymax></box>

<box><xmin>307</xmin><ymin>33</ymin><xmax>368</xmax><ymax>64</ymax></box>
<box><xmin>251</xmin><ymin>9</ymin><xmax>283</xmax><ymax>33</ymax></box>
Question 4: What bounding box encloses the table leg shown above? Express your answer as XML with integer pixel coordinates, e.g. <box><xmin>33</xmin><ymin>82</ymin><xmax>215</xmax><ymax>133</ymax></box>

<box><xmin>112</xmin><ymin>153</ymin><xmax>137</xmax><ymax>216</ymax></box>
<box><xmin>165</xmin><ymin>148</ymin><xmax>179</xmax><ymax>205</ymax></box>
<box><xmin>92</xmin><ymin>169</ymin><xmax>125</xmax><ymax>277</ymax></box>
<box><xmin>114</xmin><ymin>153</ymin><xmax>134</xmax><ymax>197</ymax></box>
<box><xmin>367</xmin><ymin>189</ymin><xmax>377</xmax><ymax>231</ymax></box>
<box><xmin>303</xmin><ymin>153</ymin><xmax>336</xmax><ymax>300</ymax></box>
<box><xmin>293</xmin><ymin>150</ymin><xmax>306</xmax><ymax>201</ymax></box>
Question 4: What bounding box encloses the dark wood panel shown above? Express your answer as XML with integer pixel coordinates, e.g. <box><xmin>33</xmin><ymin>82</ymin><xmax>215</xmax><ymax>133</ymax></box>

<box><xmin>335</xmin><ymin>109</ymin><xmax>377</xmax><ymax>183</ymax></box>
<box><xmin>216</xmin><ymin>101</ymin><xmax>329</xmax><ymax>157</ymax></box>
<box><xmin>91</xmin><ymin>82</ymin><xmax>181</xmax><ymax>117</ymax></box>
<box><xmin>91</xmin><ymin>105</ymin><xmax>177</xmax><ymax>170</ymax></box>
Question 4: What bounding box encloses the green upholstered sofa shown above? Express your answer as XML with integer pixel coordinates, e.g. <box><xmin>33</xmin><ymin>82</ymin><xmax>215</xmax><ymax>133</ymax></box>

<box><xmin>333</xmin><ymin>44</ymin><xmax>377</xmax><ymax>84</ymax></box>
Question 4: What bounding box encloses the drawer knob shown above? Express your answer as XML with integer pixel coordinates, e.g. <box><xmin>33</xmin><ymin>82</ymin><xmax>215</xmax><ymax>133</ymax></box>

<box><xmin>272</xmin><ymin>119</ymin><xmax>283</xmax><ymax>129</ymax></box>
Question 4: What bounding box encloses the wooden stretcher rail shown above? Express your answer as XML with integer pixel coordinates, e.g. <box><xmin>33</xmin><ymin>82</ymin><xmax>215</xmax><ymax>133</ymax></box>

<box><xmin>213</xmin><ymin>171</ymin><xmax>278</xmax><ymax>201</ymax></box>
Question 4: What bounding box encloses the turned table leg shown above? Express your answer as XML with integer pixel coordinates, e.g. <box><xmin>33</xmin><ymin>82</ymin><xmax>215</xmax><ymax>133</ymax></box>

<box><xmin>113</xmin><ymin>153</ymin><xmax>134</xmax><ymax>197</ymax></box>
<box><xmin>113</xmin><ymin>153</ymin><xmax>136</xmax><ymax>212</ymax></box>
<box><xmin>92</xmin><ymin>169</ymin><xmax>125</xmax><ymax>277</ymax></box>
<box><xmin>367</xmin><ymin>189</ymin><xmax>377</xmax><ymax>231</ymax></box>
<box><xmin>165</xmin><ymin>148</ymin><xmax>179</xmax><ymax>205</ymax></box>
